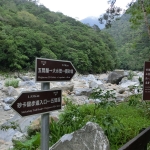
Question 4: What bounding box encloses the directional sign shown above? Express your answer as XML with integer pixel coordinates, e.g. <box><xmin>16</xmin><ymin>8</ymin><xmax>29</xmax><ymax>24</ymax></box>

<box><xmin>143</xmin><ymin>61</ymin><xmax>150</xmax><ymax>100</ymax></box>
<box><xmin>11</xmin><ymin>90</ymin><xmax>62</xmax><ymax>117</ymax></box>
<box><xmin>35</xmin><ymin>58</ymin><xmax>76</xmax><ymax>82</ymax></box>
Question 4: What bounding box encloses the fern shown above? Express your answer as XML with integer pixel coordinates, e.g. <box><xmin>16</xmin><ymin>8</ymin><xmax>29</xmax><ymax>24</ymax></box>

<box><xmin>13</xmin><ymin>132</ymin><xmax>40</xmax><ymax>150</ymax></box>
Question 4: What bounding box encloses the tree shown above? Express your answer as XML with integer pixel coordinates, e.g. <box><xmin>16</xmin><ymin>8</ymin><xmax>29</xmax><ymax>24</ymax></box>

<box><xmin>127</xmin><ymin>0</ymin><xmax>150</xmax><ymax>38</ymax></box>
<box><xmin>40</xmin><ymin>47</ymin><xmax>57</xmax><ymax>59</ymax></box>
<box><xmin>99</xmin><ymin>0</ymin><xmax>150</xmax><ymax>38</ymax></box>
<box><xmin>99</xmin><ymin>0</ymin><xmax>122</xmax><ymax>28</ymax></box>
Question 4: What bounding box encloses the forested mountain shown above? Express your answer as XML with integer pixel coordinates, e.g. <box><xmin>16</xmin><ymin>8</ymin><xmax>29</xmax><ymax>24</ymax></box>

<box><xmin>104</xmin><ymin>13</ymin><xmax>150</xmax><ymax>70</ymax></box>
<box><xmin>0</xmin><ymin>0</ymin><xmax>118</xmax><ymax>74</ymax></box>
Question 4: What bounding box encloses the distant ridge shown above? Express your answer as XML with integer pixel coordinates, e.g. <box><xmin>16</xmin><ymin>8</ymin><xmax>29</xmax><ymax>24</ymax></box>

<box><xmin>80</xmin><ymin>16</ymin><xmax>105</xmax><ymax>30</ymax></box>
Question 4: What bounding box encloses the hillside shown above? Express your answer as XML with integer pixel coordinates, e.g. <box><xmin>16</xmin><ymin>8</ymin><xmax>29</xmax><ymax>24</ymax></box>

<box><xmin>0</xmin><ymin>0</ymin><xmax>118</xmax><ymax>74</ymax></box>
<box><xmin>104</xmin><ymin>14</ymin><xmax>150</xmax><ymax>70</ymax></box>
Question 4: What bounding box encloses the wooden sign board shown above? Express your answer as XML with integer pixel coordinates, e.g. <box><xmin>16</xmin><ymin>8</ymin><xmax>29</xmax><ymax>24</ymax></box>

<box><xmin>35</xmin><ymin>58</ymin><xmax>76</xmax><ymax>82</ymax></box>
<box><xmin>11</xmin><ymin>90</ymin><xmax>62</xmax><ymax>117</ymax></box>
<box><xmin>143</xmin><ymin>61</ymin><xmax>150</xmax><ymax>100</ymax></box>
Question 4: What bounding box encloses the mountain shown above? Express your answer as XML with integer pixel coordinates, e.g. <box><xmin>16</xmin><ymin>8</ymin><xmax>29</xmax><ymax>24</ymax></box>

<box><xmin>0</xmin><ymin>0</ymin><xmax>117</xmax><ymax>74</ymax></box>
<box><xmin>80</xmin><ymin>16</ymin><xmax>105</xmax><ymax>30</ymax></box>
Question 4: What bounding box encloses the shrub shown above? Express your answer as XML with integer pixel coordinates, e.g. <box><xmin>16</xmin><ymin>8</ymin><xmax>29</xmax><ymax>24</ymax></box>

<box><xmin>89</xmin><ymin>88</ymin><xmax>116</xmax><ymax>115</ymax></box>
<box><xmin>5</xmin><ymin>78</ymin><xmax>19</xmax><ymax>88</ymax></box>
<box><xmin>127</xmin><ymin>70</ymin><xmax>135</xmax><ymax>80</ymax></box>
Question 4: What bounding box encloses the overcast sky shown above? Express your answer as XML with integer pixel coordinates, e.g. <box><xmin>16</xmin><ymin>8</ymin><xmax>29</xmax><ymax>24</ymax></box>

<box><xmin>39</xmin><ymin>0</ymin><xmax>132</xmax><ymax>20</ymax></box>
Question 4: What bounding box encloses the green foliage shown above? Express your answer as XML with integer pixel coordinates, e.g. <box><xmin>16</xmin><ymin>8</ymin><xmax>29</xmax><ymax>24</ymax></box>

<box><xmin>138</xmin><ymin>76</ymin><xmax>143</xmax><ymax>85</ymax></box>
<box><xmin>5</xmin><ymin>78</ymin><xmax>19</xmax><ymax>88</ymax></box>
<box><xmin>55</xmin><ymin>93</ymin><xmax>150</xmax><ymax>150</ymax></box>
<box><xmin>89</xmin><ymin>88</ymin><xmax>116</xmax><ymax>115</ymax></box>
<box><xmin>40</xmin><ymin>47</ymin><xmax>57</xmax><ymax>59</ymax></box>
<box><xmin>127</xmin><ymin>94</ymin><xmax>142</xmax><ymax>107</ymax></box>
<box><xmin>13</xmin><ymin>132</ymin><xmax>40</xmax><ymax>150</ymax></box>
<box><xmin>105</xmin><ymin>13</ymin><xmax>150</xmax><ymax>71</ymax></box>
<box><xmin>102</xmin><ymin>0</ymin><xmax>150</xmax><ymax>70</ymax></box>
<box><xmin>101</xmin><ymin>113</ymin><xmax>124</xmax><ymax>144</ymax></box>
<box><xmin>126</xmin><ymin>0</ymin><xmax>150</xmax><ymax>29</ymax></box>
<box><xmin>138</xmin><ymin>101</ymin><xmax>150</xmax><ymax>119</ymax></box>
<box><xmin>127</xmin><ymin>70</ymin><xmax>135</xmax><ymax>80</ymax></box>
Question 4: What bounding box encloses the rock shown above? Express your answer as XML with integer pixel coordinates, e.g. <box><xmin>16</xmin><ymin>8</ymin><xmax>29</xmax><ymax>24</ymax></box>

<box><xmin>28</xmin><ymin>115</ymin><xmax>59</xmax><ymax>135</ymax></box>
<box><xmin>116</xmin><ymin>96</ymin><xmax>125</xmax><ymax>102</ymax></box>
<box><xmin>19</xmin><ymin>80</ymin><xmax>36</xmax><ymax>87</ymax></box>
<box><xmin>0</xmin><ymin>82</ymin><xmax>3</xmax><ymax>90</ymax></box>
<box><xmin>73</xmin><ymin>80</ymin><xmax>89</xmax><ymax>89</ymax></box>
<box><xmin>105</xmin><ymin>84</ymin><xmax>118</xmax><ymax>90</ymax></box>
<box><xmin>84</xmin><ymin>99</ymin><xmax>95</xmax><ymax>104</ymax></box>
<box><xmin>119</xmin><ymin>77</ymin><xmax>128</xmax><ymax>84</ymax></box>
<box><xmin>95</xmin><ymin>99</ymin><xmax>102</xmax><ymax>103</ymax></box>
<box><xmin>1</xmin><ymin>103</ymin><xmax>11</xmax><ymax>111</ymax></box>
<box><xmin>116</xmin><ymin>92</ymin><xmax>131</xmax><ymax>102</ymax></box>
<box><xmin>89</xmin><ymin>80</ymin><xmax>105</xmax><ymax>89</ymax></box>
<box><xmin>3</xmin><ymin>114</ymin><xmax>41</xmax><ymax>133</ymax></box>
<box><xmin>27</xmin><ymin>117</ymin><xmax>41</xmax><ymax>134</ymax></box>
<box><xmin>98</xmin><ymin>73</ymin><xmax>108</xmax><ymax>82</ymax></box>
<box><xmin>19</xmin><ymin>76</ymin><xmax>32</xmax><ymax>81</ymax></box>
<box><xmin>74</xmin><ymin>88</ymin><xmax>92</xmax><ymax>96</ymax></box>
<box><xmin>78</xmin><ymin>74</ymin><xmax>95</xmax><ymax>82</ymax></box>
<box><xmin>60</xmin><ymin>83</ymin><xmax>74</xmax><ymax>92</ymax></box>
<box><xmin>132</xmin><ymin>76</ymin><xmax>140</xmax><ymax>83</ymax></box>
<box><xmin>107</xmin><ymin>72</ymin><xmax>124</xmax><ymax>84</ymax></box>
<box><xmin>3</xmin><ymin>97</ymin><xmax>15</xmax><ymax>104</ymax></box>
<box><xmin>87</xmin><ymin>74</ymin><xmax>96</xmax><ymax>79</ymax></box>
<box><xmin>30</xmin><ymin>87</ymin><xmax>38</xmax><ymax>91</ymax></box>
<box><xmin>0</xmin><ymin>140</ymin><xmax>13</xmax><ymax>150</ymax></box>
<box><xmin>0</xmin><ymin>113</ymin><xmax>42</xmax><ymax>146</ymax></box>
<box><xmin>12</xmin><ymin>131</ymin><xmax>27</xmax><ymax>142</ymax></box>
<box><xmin>62</xmin><ymin>99</ymin><xmax>66</xmax><ymax>106</ymax></box>
<box><xmin>114</xmin><ymin>69</ymin><xmax>124</xmax><ymax>76</ymax></box>
<box><xmin>0</xmin><ymin>139</ymin><xmax>6</xmax><ymax>146</ymax></box>
<box><xmin>118</xmin><ymin>88</ymin><xmax>126</xmax><ymax>94</ymax></box>
<box><xmin>49</xmin><ymin>122</ymin><xmax>110</xmax><ymax>150</ymax></box>
<box><xmin>120</xmin><ymin>81</ymin><xmax>139</xmax><ymax>88</ymax></box>
<box><xmin>2</xmin><ymin>86</ymin><xmax>18</xmax><ymax>97</ymax></box>
<box><xmin>0</xmin><ymin>123</ymin><xmax>18</xmax><ymax>142</ymax></box>
<box><xmin>51</xmin><ymin>83</ymin><xmax>74</xmax><ymax>92</ymax></box>
<box><xmin>62</xmin><ymin>91</ymin><xmax>68</xmax><ymax>96</ymax></box>
<box><xmin>67</xmin><ymin>95</ymin><xmax>88</xmax><ymax>105</ymax></box>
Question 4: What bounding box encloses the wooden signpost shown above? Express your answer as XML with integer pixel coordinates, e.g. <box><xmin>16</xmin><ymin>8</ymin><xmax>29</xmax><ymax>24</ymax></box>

<box><xmin>11</xmin><ymin>90</ymin><xmax>62</xmax><ymax>117</ymax></box>
<box><xmin>143</xmin><ymin>61</ymin><xmax>150</xmax><ymax>100</ymax></box>
<box><xmin>11</xmin><ymin>58</ymin><xmax>76</xmax><ymax>150</ymax></box>
<box><xmin>35</xmin><ymin>58</ymin><xmax>76</xmax><ymax>82</ymax></box>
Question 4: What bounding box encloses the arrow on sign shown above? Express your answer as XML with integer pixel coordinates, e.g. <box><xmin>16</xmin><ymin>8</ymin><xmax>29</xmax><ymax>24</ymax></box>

<box><xmin>11</xmin><ymin>90</ymin><xmax>62</xmax><ymax>117</ymax></box>
<box><xmin>35</xmin><ymin>58</ymin><xmax>77</xmax><ymax>82</ymax></box>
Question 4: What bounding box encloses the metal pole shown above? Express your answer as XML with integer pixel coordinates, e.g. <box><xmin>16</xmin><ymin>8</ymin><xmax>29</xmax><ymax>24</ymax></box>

<box><xmin>41</xmin><ymin>82</ymin><xmax>50</xmax><ymax>150</ymax></box>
